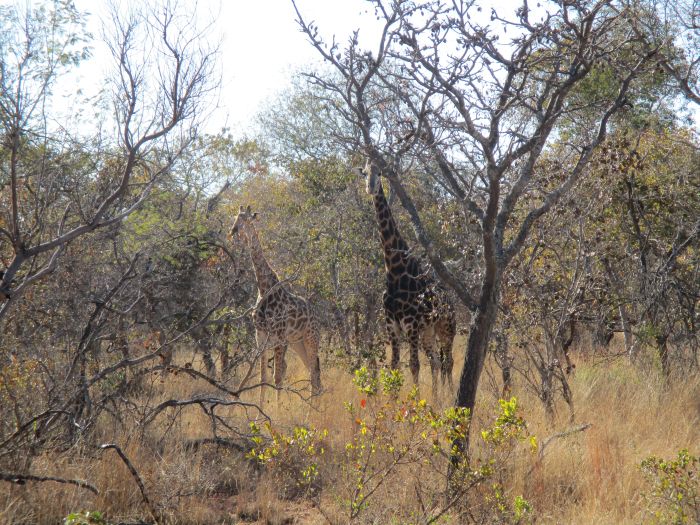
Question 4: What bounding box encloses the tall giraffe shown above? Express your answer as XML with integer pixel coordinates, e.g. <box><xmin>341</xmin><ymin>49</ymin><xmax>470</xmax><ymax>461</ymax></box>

<box><xmin>230</xmin><ymin>206</ymin><xmax>321</xmax><ymax>402</ymax></box>
<box><xmin>359</xmin><ymin>160</ymin><xmax>456</xmax><ymax>393</ymax></box>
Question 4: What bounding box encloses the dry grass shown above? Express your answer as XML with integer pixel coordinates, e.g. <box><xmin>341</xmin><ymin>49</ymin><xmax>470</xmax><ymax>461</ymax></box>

<box><xmin>1</xmin><ymin>339</ymin><xmax>699</xmax><ymax>524</ymax></box>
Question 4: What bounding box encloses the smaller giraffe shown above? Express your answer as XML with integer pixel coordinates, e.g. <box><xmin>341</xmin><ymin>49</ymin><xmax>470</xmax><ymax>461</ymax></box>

<box><xmin>230</xmin><ymin>206</ymin><xmax>321</xmax><ymax>402</ymax></box>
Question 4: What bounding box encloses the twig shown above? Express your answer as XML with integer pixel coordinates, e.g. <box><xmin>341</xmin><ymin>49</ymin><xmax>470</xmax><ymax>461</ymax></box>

<box><xmin>0</xmin><ymin>472</ymin><xmax>98</xmax><ymax>494</ymax></box>
<box><xmin>538</xmin><ymin>423</ymin><xmax>592</xmax><ymax>460</ymax></box>
<box><xmin>101</xmin><ymin>444</ymin><xmax>158</xmax><ymax>524</ymax></box>
<box><xmin>526</xmin><ymin>423</ymin><xmax>592</xmax><ymax>477</ymax></box>
<box><xmin>182</xmin><ymin>437</ymin><xmax>247</xmax><ymax>453</ymax></box>
<box><xmin>141</xmin><ymin>395</ymin><xmax>268</xmax><ymax>427</ymax></box>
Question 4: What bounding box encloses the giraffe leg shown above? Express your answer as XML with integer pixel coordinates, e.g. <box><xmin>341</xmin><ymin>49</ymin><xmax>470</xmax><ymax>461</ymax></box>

<box><xmin>256</xmin><ymin>329</ymin><xmax>272</xmax><ymax>405</ymax></box>
<box><xmin>408</xmin><ymin>328</ymin><xmax>421</xmax><ymax>387</ymax></box>
<box><xmin>290</xmin><ymin>333</ymin><xmax>322</xmax><ymax>396</ymax></box>
<box><xmin>273</xmin><ymin>345</ymin><xmax>287</xmax><ymax>404</ymax></box>
<box><xmin>219</xmin><ymin>324</ymin><xmax>231</xmax><ymax>379</ymax></box>
<box><xmin>199</xmin><ymin>340</ymin><xmax>217</xmax><ymax>377</ymax></box>
<box><xmin>157</xmin><ymin>330</ymin><xmax>171</xmax><ymax>379</ymax></box>
<box><xmin>441</xmin><ymin>343</ymin><xmax>454</xmax><ymax>388</ymax></box>
<box><xmin>386</xmin><ymin>318</ymin><xmax>401</xmax><ymax>372</ymax></box>
<box><xmin>306</xmin><ymin>331</ymin><xmax>322</xmax><ymax>396</ymax></box>
<box><xmin>220</xmin><ymin>345</ymin><xmax>230</xmax><ymax>379</ymax></box>
<box><xmin>437</xmin><ymin>324</ymin><xmax>455</xmax><ymax>388</ymax></box>
<box><xmin>421</xmin><ymin>326</ymin><xmax>440</xmax><ymax>398</ymax></box>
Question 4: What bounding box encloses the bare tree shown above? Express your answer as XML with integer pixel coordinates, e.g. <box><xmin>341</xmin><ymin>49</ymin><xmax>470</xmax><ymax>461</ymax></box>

<box><xmin>0</xmin><ymin>0</ymin><xmax>219</xmax><ymax>321</ymax></box>
<box><xmin>293</xmin><ymin>0</ymin><xmax>662</xmax><ymax>451</ymax></box>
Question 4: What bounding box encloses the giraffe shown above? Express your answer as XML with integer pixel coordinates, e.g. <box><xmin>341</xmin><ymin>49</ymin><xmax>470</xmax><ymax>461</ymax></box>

<box><xmin>229</xmin><ymin>206</ymin><xmax>321</xmax><ymax>402</ymax></box>
<box><xmin>359</xmin><ymin>160</ymin><xmax>456</xmax><ymax>394</ymax></box>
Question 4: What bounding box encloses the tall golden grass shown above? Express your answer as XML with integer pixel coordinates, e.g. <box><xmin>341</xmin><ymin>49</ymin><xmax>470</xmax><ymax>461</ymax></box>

<box><xmin>1</xmin><ymin>338</ymin><xmax>698</xmax><ymax>524</ymax></box>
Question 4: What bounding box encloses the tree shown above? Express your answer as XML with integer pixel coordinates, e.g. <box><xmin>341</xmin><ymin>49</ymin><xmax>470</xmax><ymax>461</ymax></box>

<box><xmin>292</xmin><ymin>0</ymin><xmax>669</xmax><ymax>451</ymax></box>
<box><xmin>622</xmin><ymin>0</ymin><xmax>700</xmax><ymax>106</ymax></box>
<box><xmin>0</xmin><ymin>0</ymin><xmax>219</xmax><ymax>320</ymax></box>
<box><xmin>594</xmin><ymin>127</ymin><xmax>700</xmax><ymax>373</ymax></box>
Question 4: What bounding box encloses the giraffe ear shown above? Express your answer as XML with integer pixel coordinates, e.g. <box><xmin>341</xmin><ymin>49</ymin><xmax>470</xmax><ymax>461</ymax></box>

<box><xmin>246</xmin><ymin>205</ymin><xmax>252</xmax><ymax>214</ymax></box>
<box><xmin>252</xmin><ymin>212</ymin><xmax>258</xmax><ymax>220</ymax></box>
<box><xmin>353</xmin><ymin>166</ymin><xmax>365</xmax><ymax>177</ymax></box>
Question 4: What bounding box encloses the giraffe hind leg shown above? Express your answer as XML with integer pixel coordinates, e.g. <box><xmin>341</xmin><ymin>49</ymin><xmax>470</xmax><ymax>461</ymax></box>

<box><xmin>291</xmin><ymin>333</ymin><xmax>322</xmax><ymax>396</ymax></box>
<box><xmin>438</xmin><ymin>325</ymin><xmax>456</xmax><ymax>387</ymax></box>
<box><xmin>305</xmin><ymin>330</ymin><xmax>322</xmax><ymax>395</ymax></box>
<box><xmin>440</xmin><ymin>345</ymin><xmax>454</xmax><ymax>387</ymax></box>
<box><xmin>256</xmin><ymin>329</ymin><xmax>275</xmax><ymax>405</ymax></box>
<box><xmin>199</xmin><ymin>342</ymin><xmax>216</xmax><ymax>377</ymax></box>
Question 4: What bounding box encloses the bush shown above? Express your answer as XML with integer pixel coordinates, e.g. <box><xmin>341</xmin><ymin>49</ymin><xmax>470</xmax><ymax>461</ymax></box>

<box><xmin>248</xmin><ymin>367</ymin><xmax>536</xmax><ymax>523</ymax></box>
<box><xmin>64</xmin><ymin>510</ymin><xmax>107</xmax><ymax>525</ymax></box>
<box><xmin>641</xmin><ymin>449</ymin><xmax>700</xmax><ymax>524</ymax></box>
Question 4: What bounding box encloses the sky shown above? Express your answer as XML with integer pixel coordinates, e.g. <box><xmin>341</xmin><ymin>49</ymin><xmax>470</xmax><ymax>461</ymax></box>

<box><xmin>68</xmin><ymin>0</ymin><xmax>383</xmax><ymax>136</ymax></box>
<box><xmin>214</xmin><ymin>0</ymin><xmax>381</xmax><ymax>133</ymax></box>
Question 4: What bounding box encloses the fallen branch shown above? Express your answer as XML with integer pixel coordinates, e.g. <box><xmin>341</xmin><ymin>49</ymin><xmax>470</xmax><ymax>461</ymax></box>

<box><xmin>0</xmin><ymin>472</ymin><xmax>98</xmax><ymax>494</ymax></box>
<box><xmin>526</xmin><ymin>423</ymin><xmax>593</xmax><ymax>478</ymax></box>
<box><xmin>183</xmin><ymin>437</ymin><xmax>248</xmax><ymax>453</ymax></box>
<box><xmin>101</xmin><ymin>444</ymin><xmax>158</xmax><ymax>524</ymax></box>
<box><xmin>538</xmin><ymin>423</ymin><xmax>592</xmax><ymax>460</ymax></box>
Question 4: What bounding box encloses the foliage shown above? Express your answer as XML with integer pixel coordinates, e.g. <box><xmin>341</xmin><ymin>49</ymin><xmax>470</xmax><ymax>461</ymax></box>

<box><xmin>641</xmin><ymin>449</ymin><xmax>700</xmax><ymax>524</ymax></box>
<box><xmin>0</xmin><ymin>0</ymin><xmax>699</xmax><ymax>523</ymax></box>
<box><xmin>248</xmin><ymin>368</ymin><xmax>535</xmax><ymax>523</ymax></box>
<box><xmin>249</xmin><ymin>422</ymin><xmax>327</xmax><ymax>499</ymax></box>
<box><xmin>64</xmin><ymin>510</ymin><xmax>108</xmax><ymax>525</ymax></box>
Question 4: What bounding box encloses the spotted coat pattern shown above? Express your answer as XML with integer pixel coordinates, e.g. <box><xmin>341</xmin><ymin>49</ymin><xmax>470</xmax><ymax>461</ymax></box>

<box><xmin>361</xmin><ymin>161</ymin><xmax>456</xmax><ymax>392</ymax></box>
<box><xmin>230</xmin><ymin>206</ymin><xmax>321</xmax><ymax>401</ymax></box>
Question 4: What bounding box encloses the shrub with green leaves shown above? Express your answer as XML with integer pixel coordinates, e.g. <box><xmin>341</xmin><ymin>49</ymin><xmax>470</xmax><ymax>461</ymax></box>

<box><xmin>64</xmin><ymin>510</ymin><xmax>107</xmax><ymax>525</ymax></box>
<box><xmin>248</xmin><ymin>367</ymin><xmax>535</xmax><ymax>523</ymax></box>
<box><xmin>248</xmin><ymin>421</ymin><xmax>327</xmax><ymax>500</ymax></box>
<box><xmin>641</xmin><ymin>449</ymin><xmax>699</xmax><ymax>524</ymax></box>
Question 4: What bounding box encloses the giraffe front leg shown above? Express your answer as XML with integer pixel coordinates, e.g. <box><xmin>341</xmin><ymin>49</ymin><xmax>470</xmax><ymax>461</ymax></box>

<box><xmin>156</xmin><ymin>330</ymin><xmax>171</xmax><ymax>380</ymax></box>
<box><xmin>273</xmin><ymin>345</ymin><xmax>287</xmax><ymax>404</ymax></box>
<box><xmin>408</xmin><ymin>329</ymin><xmax>421</xmax><ymax>387</ymax></box>
<box><xmin>256</xmin><ymin>329</ymin><xmax>272</xmax><ymax>405</ymax></box>
<box><xmin>421</xmin><ymin>326</ymin><xmax>440</xmax><ymax>399</ymax></box>
<box><xmin>198</xmin><ymin>339</ymin><xmax>217</xmax><ymax>377</ymax></box>
<box><xmin>386</xmin><ymin>318</ymin><xmax>401</xmax><ymax>372</ymax></box>
<box><xmin>440</xmin><ymin>343</ymin><xmax>454</xmax><ymax>388</ymax></box>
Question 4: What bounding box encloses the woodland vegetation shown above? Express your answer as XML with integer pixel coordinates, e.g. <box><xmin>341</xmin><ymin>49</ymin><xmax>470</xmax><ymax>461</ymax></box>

<box><xmin>0</xmin><ymin>0</ymin><xmax>698</xmax><ymax>523</ymax></box>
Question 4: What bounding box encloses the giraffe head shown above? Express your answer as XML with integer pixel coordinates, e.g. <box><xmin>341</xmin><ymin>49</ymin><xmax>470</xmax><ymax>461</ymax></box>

<box><xmin>229</xmin><ymin>205</ymin><xmax>258</xmax><ymax>241</ymax></box>
<box><xmin>357</xmin><ymin>159</ymin><xmax>382</xmax><ymax>196</ymax></box>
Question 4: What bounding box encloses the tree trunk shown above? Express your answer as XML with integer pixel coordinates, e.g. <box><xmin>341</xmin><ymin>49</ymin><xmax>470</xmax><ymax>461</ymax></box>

<box><xmin>453</xmin><ymin>275</ymin><xmax>500</xmax><ymax>459</ymax></box>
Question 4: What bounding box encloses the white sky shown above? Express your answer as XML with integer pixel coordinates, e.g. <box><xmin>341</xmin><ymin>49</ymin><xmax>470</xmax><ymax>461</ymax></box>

<box><xmin>214</xmin><ymin>0</ymin><xmax>382</xmax><ymax>133</ymax></box>
<box><xmin>69</xmin><ymin>0</ymin><xmax>383</xmax><ymax>136</ymax></box>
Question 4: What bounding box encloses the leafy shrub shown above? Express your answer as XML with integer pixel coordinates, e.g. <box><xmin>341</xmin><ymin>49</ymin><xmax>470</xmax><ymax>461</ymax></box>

<box><xmin>249</xmin><ymin>368</ymin><xmax>536</xmax><ymax>523</ymax></box>
<box><xmin>64</xmin><ymin>510</ymin><xmax>107</xmax><ymax>525</ymax></box>
<box><xmin>641</xmin><ymin>449</ymin><xmax>700</xmax><ymax>524</ymax></box>
<box><xmin>249</xmin><ymin>422</ymin><xmax>327</xmax><ymax>500</ymax></box>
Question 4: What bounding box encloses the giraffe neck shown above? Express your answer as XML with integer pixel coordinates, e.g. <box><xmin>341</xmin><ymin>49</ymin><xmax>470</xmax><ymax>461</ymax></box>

<box><xmin>372</xmin><ymin>179</ymin><xmax>415</xmax><ymax>276</ymax></box>
<box><xmin>244</xmin><ymin>226</ymin><xmax>280</xmax><ymax>294</ymax></box>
